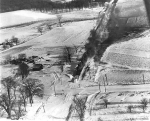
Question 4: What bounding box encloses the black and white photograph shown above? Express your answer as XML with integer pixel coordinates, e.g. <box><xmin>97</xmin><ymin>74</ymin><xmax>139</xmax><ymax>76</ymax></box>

<box><xmin>0</xmin><ymin>0</ymin><xmax>150</xmax><ymax>120</ymax></box>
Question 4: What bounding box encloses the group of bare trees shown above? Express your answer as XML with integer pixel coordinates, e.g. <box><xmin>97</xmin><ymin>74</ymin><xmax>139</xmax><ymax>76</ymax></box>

<box><xmin>0</xmin><ymin>77</ymin><xmax>44</xmax><ymax>119</ymax></box>
<box><xmin>2</xmin><ymin>36</ymin><xmax>19</xmax><ymax>50</ymax></box>
<box><xmin>37</xmin><ymin>15</ymin><xmax>62</xmax><ymax>35</ymax></box>
<box><xmin>2</xmin><ymin>53</ymin><xmax>28</xmax><ymax>65</ymax></box>
<box><xmin>0</xmin><ymin>60</ymin><xmax>44</xmax><ymax>119</ymax></box>
<box><xmin>66</xmin><ymin>95</ymin><xmax>109</xmax><ymax>121</ymax></box>
<box><xmin>0</xmin><ymin>77</ymin><xmax>19</xmax><ymax>119</ymax></box>
<box><xmin>22</xmin><ymin>78</ymin><xmax>44</xmax><ymax>106</ymax></box>
<box><xmin>127</xmin><ymin>98</ymin><xmax>149</xmax><ymax>113</ymax></box>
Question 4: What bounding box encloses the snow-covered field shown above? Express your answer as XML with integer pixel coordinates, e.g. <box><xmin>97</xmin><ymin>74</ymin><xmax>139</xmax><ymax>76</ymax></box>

<box><xmin>0</xmin><ymin>6</ymin><xmax>150</xmax><ymax>121</ymax></box>
<box><xmin>0</xmin><ymin>10</ymin><xmax>56</xmax><ymax>28</ymax></box>
<box><xmin>0</xmin><ymin>8</ymin><xmax>100</xmax><ymax>29</ymax></box>
<box><xmin>85</xmin><ymin>91</ymin><xmax>150</xmax><ymax>121</ymax></box>
<box><xmin>0</xmin><ymin>20</ymin><xmax>96</xmax><ymax>57</ymax></box>
<box><xmin>0</xmin><ymin>9</ymin><xmax>100</xmax><ymax>44</ymax></box>
<box><xmin>102</xmin><ymin>30</ymin><xmax>150</xmax><ymax>69</ymax></box>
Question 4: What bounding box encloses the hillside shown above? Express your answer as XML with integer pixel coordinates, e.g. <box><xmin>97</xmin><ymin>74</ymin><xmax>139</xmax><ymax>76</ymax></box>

<box><xmin>0</xmin><ymin>0</ymin><xmax>150</xmax><ymax>121</ymax></box>
<box><xmin>0</xmin><ymin>10</ymin><xmax>56</xmax><ymax>28</ymax></box>
<box><xmin>0</xmin><ymin>20</ymin><xmax>96</xmax><ymax>58</ymax></box>
<box><xmin>102</xmin><ymin>30</ymin><xmax>150</xmax><ymax>69</ymax></box>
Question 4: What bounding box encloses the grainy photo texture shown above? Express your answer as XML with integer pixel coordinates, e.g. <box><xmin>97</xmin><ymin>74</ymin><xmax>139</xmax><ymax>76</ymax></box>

<box><xmin>0</xmin><ymin>0</ymin><xmax>150</xmax><ymax>121</ymax></box>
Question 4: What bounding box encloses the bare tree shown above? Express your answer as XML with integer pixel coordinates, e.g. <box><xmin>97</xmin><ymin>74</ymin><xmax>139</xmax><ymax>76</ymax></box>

<box><xmin>57</xmin><ymin>14</ymin><xmax>62</xmax><ymax>27</ymax></box>
<box><xmin>37</xmin><ymin>27</ymin><xmax>43</xmax><ymax>35</ymax></box>
<box><xmin>16</xmin><ymin>62</ymin><xmax>29</xmax><ymax>80</ymax></box>
<box><xmin>18</xmin><ymin>87</ymin><xmax>27</xmax><ymax>111</ymax></box>
<box><xmin>103</xmin><ymin>99</ymin><xmax>109</xmax><ymax>108</ymax></box>
<box><xmin>13</xmin><ymin>98</ymin><xmax>24</xmax><ymax>120</ymax></box>
<box><xmin>47</xmin><ymin>24</ymin><xmax>52</xmax><ymax>30</ymax></box>
<box><xmin>66</xmin><ymin>95</ymin><xmax>87</xmax><ymax>121</ymax></box>
<box><xmin>61</xmin><ymin>46</ymin><xmax>72</xmax><ymax>64</ymax></box>
<box><xmin>0</xmin><ymin>77</ymin><xmax>17</xmax><ymax>119</ymax></box>
<box><xmin>2</xmin><ymin>42</ymin><xmax>7</xmax><ymax>50</ymax></box>
<box><xmin>140</xmin><ymin>98</ymin><xmax>148</xmax><ymax>113</ymax></box>
<box><xmin>3</xmin><ymin>55</ymin><xmax>12</xmax><ymax>65</ymax></box>
<box><xmin>127</xmin><ymin>105</ymin><xmax>133</xmax><ymax>113</ymax></box>
<box><xmin>11</xmin><ymin>36</ymin><xmax>19</xmax><ymax>45</ymax></box>
<box><xmin>78</xmin><ymin>61</ymin><xmax>90</xmax><ymax>82</ymax></box>
<box><xmin>22</xmin><ymin>78</ymin><xmax>44</xmax><ymax>106</ymax></box>
<box><xmin>5</xmin><ymin>38</ymin><xmax>14</xmax><ymax>47</ymax></box>
<box><xmin>51</xmin><ymin>72</ymin><xmax>62</xmax><ymax>96</ymax></box>
<box><xmin>53</xmin><ymin>71</ymin><xmax>62</xmax><ymax>85</ymax></box>
<box><xmin>73</xmin><ymin>95</ymin><xmax>87</xmax><ymax>121</ymax></box>
<box><xmin>73</xmin><ymin>44</ymin><xmax>79</xmax><ymax>54</ymax></box>
<box><xmin>9</xmin><ymin>41</ymin><xmax>14</xmax><ymax>47</ymax></box>
<box><xmin>95</xmin><ymin>66</ymin><xmax>110</xmax><ymax>93</ymax></box>
<box><xmin>0</xmin><ymin>77</ymin><xmax>27</xmax><ymax>119</ymax></box>
<box><xmin>5</xmin><ymin>39</ymin><xmax>9</xmax><ymax>44</ymax></box>
<box><xmin>53</xmin><ymin>81</ymin><xmax>56</xmax><ymax>96</ymax></box>
<box><xmin>0</xmin><ymin>94</ymin><xmax>13</xmax><ymax>119</ymax></box>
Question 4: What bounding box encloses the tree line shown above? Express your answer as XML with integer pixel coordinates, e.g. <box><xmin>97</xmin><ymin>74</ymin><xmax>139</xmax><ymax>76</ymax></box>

<box><xmin>0</xmin><ymin>0</ymin><xmax>109</xmax><ymax>13</ymax></box>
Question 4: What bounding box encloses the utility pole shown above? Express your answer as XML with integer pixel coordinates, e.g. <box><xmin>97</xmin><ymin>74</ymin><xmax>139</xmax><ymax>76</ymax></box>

<box><xmin>143</xmin><ymin>0</ymin><xmax>150</xmax><ymax>26</ymax></box>
<box><xmin>105</xmin><ymin>74</ymin><xmax>108</xmax><ymax>85</ymax></box>
<box><xmin>142</xmin><ymin>74</ymin><xmax>145</xmax><ymax>84</ymax></box>
<box><xmin>103</xmin><ymin>76</ymin><xmax>106</xmax><ymax>92</ymax></box>
<box><xmin>53</xmin><ymin>82</ymin><xmax>56</xmax><ymax>96</ymax></box>
<box><xmin>98</xmin><ymin>80</ymin><xmax>101</xmax><ymax>92</ymax></box>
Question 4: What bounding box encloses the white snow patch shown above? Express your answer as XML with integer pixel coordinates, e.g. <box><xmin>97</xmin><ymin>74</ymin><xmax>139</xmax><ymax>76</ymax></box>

<box><xmin>0</xmin><ymin>10</ymin><xmax>56</xmax><ymax>28</ymax></box>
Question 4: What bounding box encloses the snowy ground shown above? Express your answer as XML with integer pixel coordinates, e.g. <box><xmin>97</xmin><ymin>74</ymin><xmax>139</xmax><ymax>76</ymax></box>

<box><xmin>85</xmin><ymin>91</ymin><xmax>150</xmax><ymax>121</ymax></box>
<box><xmin>0</xmin><ymin>7</ymin><xmax>150</xmax><ymax>121</ymax></box>
<box><xmin>0</xmin><ymin>9</ymin><xmax>100</xmax><ymax>44</ymax></box>
<box><xmin>102</xmin><ymin>30</ymin><xmax>150</xmax><ymax>69</ymax></box>
<box><xmin>0</xmin><ymin>20</ymin><xmax>96</xmax><ymax>58</ymax></box>
<box><xmin>0</xmin><ymin>10</ymin><xmax>56</xmax><ymax>28</ymax></box>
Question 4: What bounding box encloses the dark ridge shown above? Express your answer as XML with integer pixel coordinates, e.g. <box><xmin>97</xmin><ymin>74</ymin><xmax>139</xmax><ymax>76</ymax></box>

<box><xmin>0</xmin><ymin>0</ymin><xmax>106</xmax><ymax>13</ymax></box>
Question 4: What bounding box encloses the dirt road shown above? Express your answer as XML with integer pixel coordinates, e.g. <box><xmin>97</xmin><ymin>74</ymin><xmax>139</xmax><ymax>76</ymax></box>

<box><xmin>63</xmin><ymin>84</ymin><xmax>150</xmax><ymax>96</ymax></box>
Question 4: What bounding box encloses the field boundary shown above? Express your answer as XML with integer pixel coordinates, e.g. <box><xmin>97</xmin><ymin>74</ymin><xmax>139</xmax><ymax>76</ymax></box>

<box><xmin>0</xmin><ymin>17</ymin><xmax>97</xmax><ymax>30</ymax></box>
